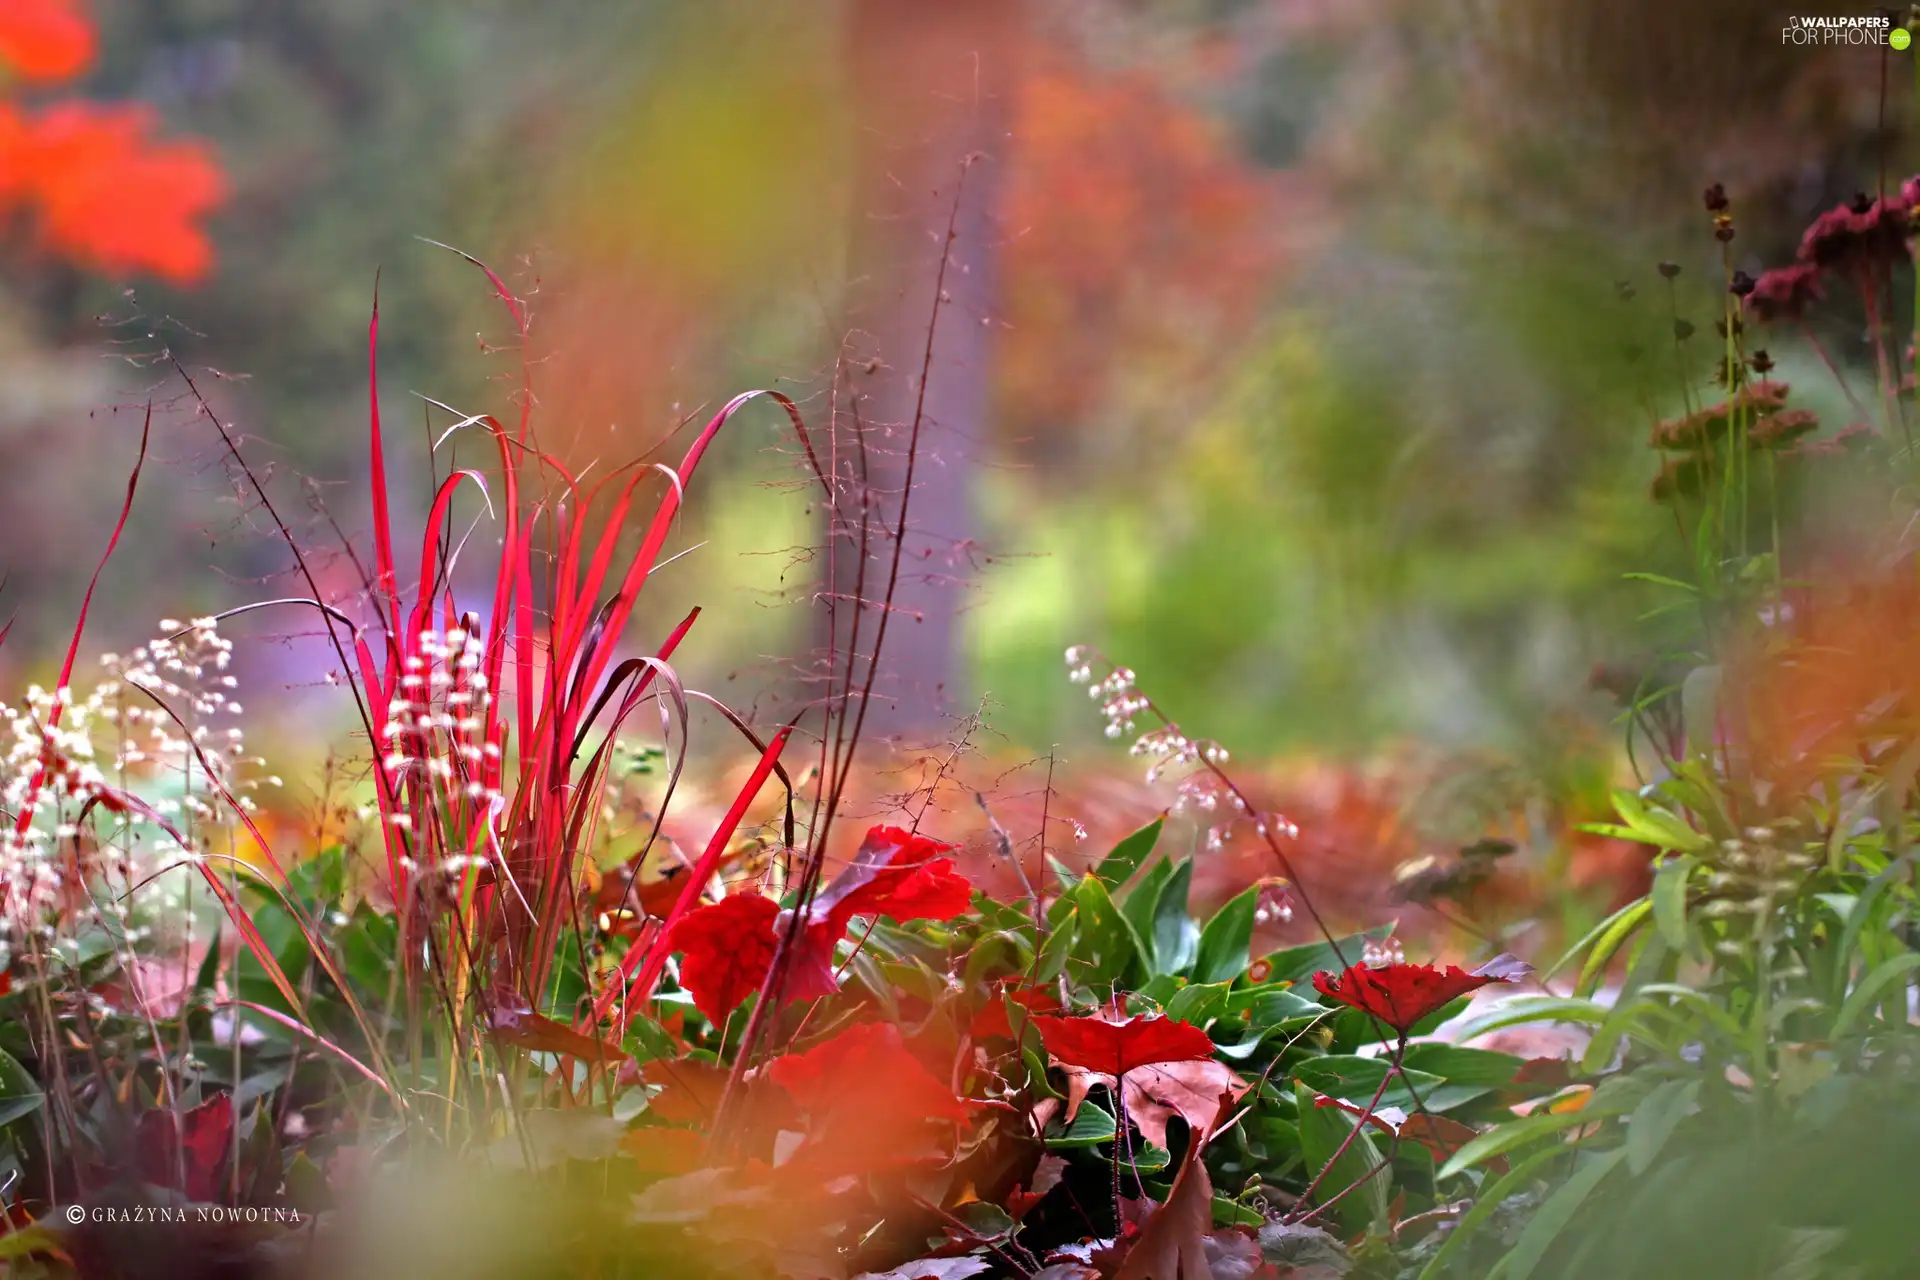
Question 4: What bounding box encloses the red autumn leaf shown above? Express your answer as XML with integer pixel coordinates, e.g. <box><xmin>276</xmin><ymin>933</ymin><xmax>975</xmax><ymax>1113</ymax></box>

<box><xmin>1032</xmin><ymin>1012</ymin><xmax>1215</xmax><ymax>1078</ymax></box>
<box><xmin>809</xmin><ymin>825</ymin><xmax>971</xmax><ymax>930</ymax></box>
<box><xmin>768</xmin><ymin>1022</ymin><xmax>970</xmax><ymax>1170</ymax></box>
<box><xmin>488</xmin><ymin>1005</ymin><xmax>628</xmax><ymax>1063</ymax></box>
<box><xmin>668</xmin><ymin>827</ymin><xmax>972</xmax><ymax>1022</ymax></box>
<box><xmin>969</xmin><ymin>982</ymin><xmax>1064</xmax><ymax>1040</ymax></box>
<box><xmin>1122</xmin><ymin>1059</ymin><xmax>1250</xmax><ymax>1152</ymax></box>
<box><xmin>0</xmin><ymin>0</ymin><xmax>94</xmax><ymax>83</ymax></box>
<box><xmin>669</xmin><ymin>891</ymin><xmax>780</xmax><ymax>1022</ymax></box>
<box><xmin>1311</xmin><ymin>956</ymin><xmax>1525</xmax><ymax>1035</ymax></box>
<box><xmin>135</xmin><ymin>1093</ymin><xmax>232</xmax><ymax>1202</ymax></box>
<box><xmin>1112</xmin><ymin>1114</ymin><xmax>1218</xmax><ymax>1280</ymax></box>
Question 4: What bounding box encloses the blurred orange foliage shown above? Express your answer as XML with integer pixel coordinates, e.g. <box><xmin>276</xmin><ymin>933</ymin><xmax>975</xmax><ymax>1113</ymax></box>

<box><xmin>998</xmin><ymin>50</ymin><xmax>1288</xmax><ymax>444</ymax></box>
<box><xmin>0</xmin><ymin>0</ymin><xmax>225</xmax><ymax>284</ymax></box>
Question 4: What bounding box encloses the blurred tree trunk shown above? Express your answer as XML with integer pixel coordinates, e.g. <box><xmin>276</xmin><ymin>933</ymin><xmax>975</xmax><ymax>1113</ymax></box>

<box><xmin>828</xmin><ymin>0</ymin><xmax>1024</xmax><ymax>743</ymax></box>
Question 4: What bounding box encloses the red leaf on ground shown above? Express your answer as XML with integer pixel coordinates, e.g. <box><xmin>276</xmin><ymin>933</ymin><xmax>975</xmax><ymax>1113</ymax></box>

<box><xmin>1398</xmin><ymin>1113</ymin><xmax>1489</xmax><ymax>1167</ymax></box>
<box><xmin>768</xmin><ymin>1022</ymin><xmax>969</xmax><ymax>1170</ymax></box>
<box><xmin>1311</xmin><ymin>959</ymin><xmax>1522</xmax><ymax>1034</ymax></box>
<box><xmin>1033</xmin><ymin>1012</ymin><xmax>1215</xmax><ymax>1078</ymax></box>
<box><xmin>135</xmin><ymin>1094</ymin><xmax>232</xmax><ymax>1202</ymax></box>
<box><xmin>669</xmin><ymin>892</ymin><xmax>780</xmax><ymax>1022</ymax></box>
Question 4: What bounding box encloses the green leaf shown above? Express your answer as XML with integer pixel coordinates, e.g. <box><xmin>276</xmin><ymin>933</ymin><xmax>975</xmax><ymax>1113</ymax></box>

<box><xmin>0</xmin><ymin>1046</ymin><xmax>43</xmax><ymax>1131</ymax></box>
<box><xmin>1399</xmin><ymin>1044</ymin><xmax>1525</xmax><ymax>1090</ymax></box>
<box><xmin>1070</xmin><ymin>876</ymin><xmax>1145</xmax><ymax>983</ymax></box>
<box><xmin>1417</xmin><ymin>1146</ymin><xmax>1566</xmax><ymax>1279</ymax></box>
<box><xmin>1293</xmin><ymin>1056</ymin><xmax>1489</xmax><ymax>1115</ymax></box>
<box><xmin>1120</xmin><ymin>856</ymin><xmax>1176</xmax><ymax>946</ymax></box>
<box><xmin>1625</xmin><ymin>1078</ymin><xmax>1698</xmax><ymax>1175</ymax></box>
<box><xmin>1212</xmin><ymin>1197</ymin><xmax>1266</xmax><ymax>1228</ymax></box>
<box><xmin>1504</xmin><ymin>1146</ymin><xmax>1628</xmax><ymax>1280</ymax></box>
<box><xmin>1035</xmin><ymin>908</ymin><xmax>1078</xmax><ymax>982</ymax></box>
<box><xmin>1609</xmin><ymin>788</ymin><xmax>1709</xmax><ymax>855</ymax></box>
<box><xmin>1150</xmin><ymin>860</ymin><xmax>1199</xmax><ymax>976</ymax></box>
<box><xmin>1437</xmin><ymin>1109</ymin><xmax>1595</xmax><ymax>1180</ymax></box>
<box><xmin>1833</xmin><ymin>953</ymin><xmax>1920</xmax><ymax>1038</ymax></box>
<box><xmin>1092</xmin><ymin>817</ymin><xmax>1164</xmax><ymax>890</ymax></box>
<box><xmin>1259</xmin><ymin>927</ymin><xmax>1393</xmax><ymax>987</ymax></box>
<box><xmin>1045</xmin><ymin>1100</ymin><xmax>1116</xmax><ymax>1148</ymax></box>
<box><xmin>1295</xmin><ymin>1081</ymin><xmax>1388</xmax><ymax>1235</ymax></box>
<box><xmin>1443</xmin><ymin>997</ymin><xmax>1611</xmax><ymax>1047</ymax></box>
<box><xmin>1650</xmin><ymin>856</ymin><xmax>1695</xmax><ymax>952</ymax></box>
<box><xmin>1165</xmin><ymin>981</ymin><xmax>1231</xmax><ymax>1027</ymax></box>
<box><xmin>1192</xmin><ymin>885</ymin><xmax>1259</xmax><ymax>984</ymax></box>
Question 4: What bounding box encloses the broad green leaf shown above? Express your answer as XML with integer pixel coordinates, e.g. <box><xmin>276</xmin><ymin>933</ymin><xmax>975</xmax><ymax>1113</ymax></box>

<box><xmin>1650</xmin><ymin>856</ymin><xmax>1695</xmax><ymax>952</ymax></box>
<box><xmin>1150</xmin><ymin>860</ymin><xmax>1199</xmax><ymax>976</ymax></box>
<box><xmin>0</xmin><ymin>1046</ymin><xmax>43</xmax><ymax>1131</ymax></box>
<box><xmin>1165</xmin><ymin>981</ymin><xmax>1231</xmax><ymax>1027</ymax></box>
<box><xmin>1295</xmin><ymin>1081</ymin><xmax>1389</xmax><ymax>1235</ymax></box>
<box><xmin>1625</xmin><ymin>1078</ymin><xmax>1698</xmax><ymax>1175</ymax></box>
<box><xmin>1035</xmin><ymin>908</ymin><xmax>1078</xmax><ymax>981</ymax></box>
<box><xmin>1191</xmin><ymin>885</ymin><xmax>1258</xmax><ymax>984</ymax></box>
<box><xmin>1045</xmin><ymin>1100</ymin><xmax>1116</xmax><ymax>1148</ymax></box>
<box><xmin>1120</xmin><ymin>856</ymin><xmax>1176</xmax><ymax>947</ymax></box>
<box><xmin>1399</xmin><ymin>1043</ymin><xmax>1524</xmax><ymax>1090</ymax></box>
<box><xmin>1504</xmin><ymin>1146</ymin><xmax>1628</xmax><ymax>1280</ymax></box>
<box><xmin>1259</xmin><ymin>927</ymin><xmax>1393</xmax><ymax>987</ymax></box>
<box><xmin>1070</xmin><ymin>877</ymin><xmax>1145</xmax><ymax>983</ymax></box>
<box><xmin>1092</xmin><ymin>817</ymin><xmax>1164</xmax><ymax>890</ymax></box>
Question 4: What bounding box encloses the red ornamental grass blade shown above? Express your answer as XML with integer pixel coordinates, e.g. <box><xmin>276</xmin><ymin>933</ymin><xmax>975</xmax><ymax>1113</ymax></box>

<box><xmin>1031</xmin><ymin>1013</ymin><xmax>1215</xmax><ymax>1077</ymax></box>
<box><xmin>1310</xmin><ymin>956</ymin><xmax>1527</xmax><ymax>1035</ymax></box>
<box><xmin>593</xmin><ymin>722</ymin><xmax>793</xmax><ymax>1028</ymax></box>
<box><xmin>8</xmin><ymin>407</ymin><xmax>148</xmax><ymax>860</ymax></box>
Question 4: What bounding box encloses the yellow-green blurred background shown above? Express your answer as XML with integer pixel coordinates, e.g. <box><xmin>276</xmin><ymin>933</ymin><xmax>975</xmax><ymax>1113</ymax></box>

<box><xmin>0</xmin><ymin>0</ymin><xmax>1907</xmax><ymax>775</ymax></box>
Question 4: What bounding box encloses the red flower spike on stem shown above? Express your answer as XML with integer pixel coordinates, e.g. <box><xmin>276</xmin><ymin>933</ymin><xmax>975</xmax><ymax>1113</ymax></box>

<box><xmin>1031</xmin><ymin>1012</ymin><xmax>1214</xmax><ymax>1078</ymax></box>
<box><xmin>1311</xmin><ymin>954</ymin><xmax>1528</xmax><ymax>1035</ymax></box>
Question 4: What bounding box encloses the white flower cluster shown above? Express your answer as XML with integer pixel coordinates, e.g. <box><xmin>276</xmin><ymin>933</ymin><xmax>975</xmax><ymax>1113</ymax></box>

<box><xmin>0</xmin><ymin>617</ymin><xmax>275</xmax><ymax>969</ymax></box>
<box><xmin>377</xmin><ymin>627</ymin><xmax>501</xmax><ymax>822</ymax></box>
<box><xmin>1361</xmin><ymin>936</ymin><xmax>1406</xmax><ymax>967</ymax></box>
<box><xmin>1063</xmin><ymin>645</ymin><xmax>1297</xmax><ymax>856</ymax></box>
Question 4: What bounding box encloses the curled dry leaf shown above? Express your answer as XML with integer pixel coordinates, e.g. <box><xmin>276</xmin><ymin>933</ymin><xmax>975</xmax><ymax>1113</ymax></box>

<box><xmin>1122</xmin><ymin>1060</ymin><xmax>1251</xmax><ymax>1153</ymax></box>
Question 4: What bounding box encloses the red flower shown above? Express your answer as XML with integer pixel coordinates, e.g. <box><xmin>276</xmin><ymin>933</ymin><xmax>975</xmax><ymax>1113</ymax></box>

<box><xmin>1031</xmin><ymin>1011</ymin><xmax>1214</xmax><ymax>1077</ymax></box>
<box><xmin>1744</xmin><ymin>263</ymin><xmax>1825</xmax><ymax>323</ymax></box>
<box><xmin>0</xmin><ymin>101</ymin><xmax>226</xmax><ymax>284</ymax></box>
<box><xmin>668</xmin><ymin>892</ymin><xmax>780</xmax><ymax>1022</ymax></box>
<box><xmin>667</xmin><ymin>826</ymin><xmax>973</xmax><ymax>1022</ymax></box>
<box><xmin>0</xmin><ymin>0</ymin><xmax>95</xmax><ymax>83</ymax></box>
<box><xmin>1311</xmin><ymin>956</ymin><xmax>1527</xmax><ymax>1035</ymax></box>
